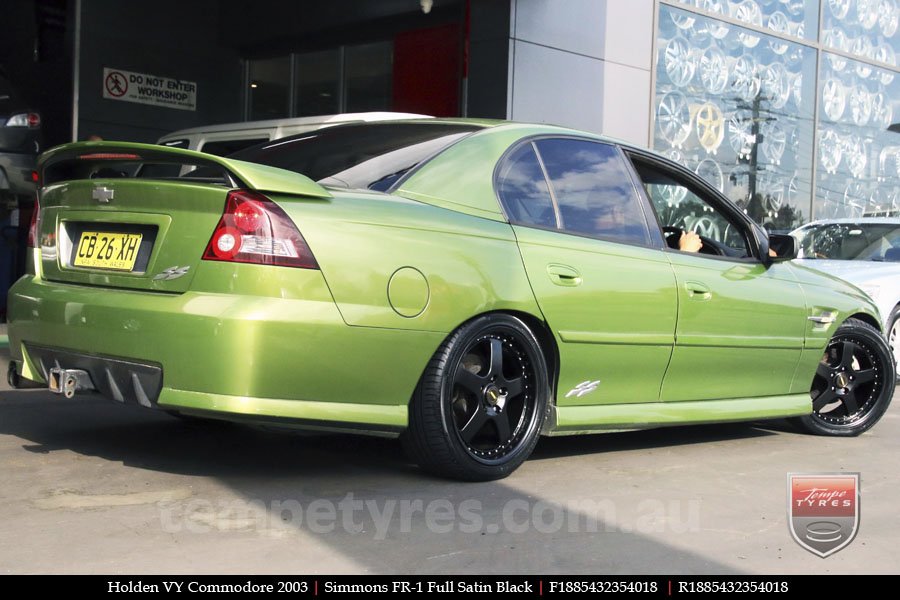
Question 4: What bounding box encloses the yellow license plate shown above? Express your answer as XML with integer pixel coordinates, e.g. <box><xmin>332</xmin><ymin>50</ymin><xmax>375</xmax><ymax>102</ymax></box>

<box><xmin>74</xmin><ymin>231</ymin><xmax>143</xmax><ymax>271</ymax></box>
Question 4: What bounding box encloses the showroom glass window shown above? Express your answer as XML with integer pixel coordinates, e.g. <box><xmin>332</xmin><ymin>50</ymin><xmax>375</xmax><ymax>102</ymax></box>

<box><xmin>294</xmin><ymin>49</ymin><xmax>341</xmax><ymax>117</ymax></box>
<box><xmin>250</xmin><ymin>40</ymin><xmax>394</xmax><ymax>119</ymax></box>
<box><xmin>655</xmin><ymin>0</ymin><xmax>900</xmax><ymax>224</ymax></box>
<box><xmin>344</xmin><ymin>42</ymin><xmax>393</xmax><ymax>112</ymax></box>
<box><xmin>248</xmin><ymin>56</ymin><xmax>291</xmax><ymax>120</ymax></box>
<box><xmin>817</xmin><ymin>0</ymin><xmax>899</xmax><ymax>220</ymax></box>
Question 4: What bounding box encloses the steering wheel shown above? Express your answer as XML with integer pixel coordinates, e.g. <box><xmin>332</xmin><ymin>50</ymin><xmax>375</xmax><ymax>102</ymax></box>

<box><xmin>662</xmin><ymin>226</ymin><xmax>725</xmax><ymax>256</ymax></box>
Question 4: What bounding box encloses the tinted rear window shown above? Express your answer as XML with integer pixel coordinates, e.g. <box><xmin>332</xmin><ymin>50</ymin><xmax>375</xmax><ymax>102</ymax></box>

<box><xmin>228</xmin><ymin>122</ymin><xmax>481</xmax><ymax>191</ymax></box>
<box><xmin>200</xmin><ymin>138</ymin><xmax>268</xmax><ymax>156</ymax></box>
<box><xmin>536</xmin><ymin>138</ymin><xmax>651</xmax><ymax>246</ymax></box>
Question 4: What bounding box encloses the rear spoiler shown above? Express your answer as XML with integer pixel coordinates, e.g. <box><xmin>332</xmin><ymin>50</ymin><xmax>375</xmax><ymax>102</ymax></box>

<box><xmin>38</xmin><ymin>141</ymin><xmax>331</xmax><ymax>199</ymax></box>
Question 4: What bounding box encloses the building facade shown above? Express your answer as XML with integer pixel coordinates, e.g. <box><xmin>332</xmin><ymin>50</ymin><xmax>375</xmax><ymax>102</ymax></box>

<box><xmin>3</xmin><ymin>0</ymin><xmax>899</xmax><ymax>228</ymax></box>
<box><xmin>507</xmin><ymin>0</ymin><xmax>899</xmax><ymax>228</ymax></box>
<box><xmin>218</xmin><ymin>0</ymin><xmax>900</xmax><ymax>226</ymax></box>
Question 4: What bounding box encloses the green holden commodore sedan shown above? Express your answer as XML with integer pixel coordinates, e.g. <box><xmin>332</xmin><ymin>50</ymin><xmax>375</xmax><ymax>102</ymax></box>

<box><xmin>6</xmin><ymin>120</ymin><xmax>895</xmax><ymax>481</ymax></box>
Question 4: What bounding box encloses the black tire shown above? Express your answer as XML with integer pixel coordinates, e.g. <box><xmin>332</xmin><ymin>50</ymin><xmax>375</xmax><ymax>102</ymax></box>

<box><xmin>888</xmin><ymin>305</ymin><xmax>900</xmax><ymax>382</ymax></box>
<box><xmin>403</xmin><ymin>314</ymin><xmax>550</xmax><ymax>481</ymax></box>
<box><xmin>792</xmin><ymin>318</ymin><xmax>895</xmax><ymax>436</ymax></box>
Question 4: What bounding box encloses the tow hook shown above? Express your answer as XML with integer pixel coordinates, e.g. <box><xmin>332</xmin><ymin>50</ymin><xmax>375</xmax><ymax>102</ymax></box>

<box><xmin>48</xmin><ymin>368</ymin><xmax>92</xmax><ymax>399</ymax></box>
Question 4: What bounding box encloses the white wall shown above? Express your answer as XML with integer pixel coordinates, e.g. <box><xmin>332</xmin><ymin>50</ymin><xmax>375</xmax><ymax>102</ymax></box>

<box><xmin>507</xmin><ymin>0</ymin><xmax>655</xmax><ymax>146</ymax></box>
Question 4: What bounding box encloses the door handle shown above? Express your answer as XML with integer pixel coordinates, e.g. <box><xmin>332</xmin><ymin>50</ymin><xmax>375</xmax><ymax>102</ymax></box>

<box><xmin>547</xmin><ymin>264</ymin><xmax>582</xmax><ymax>287</ymax></box>
<box><xmin>684</xmin><ymin>281</ymin><xmax>711</xmax><ymax>300</ymax></box>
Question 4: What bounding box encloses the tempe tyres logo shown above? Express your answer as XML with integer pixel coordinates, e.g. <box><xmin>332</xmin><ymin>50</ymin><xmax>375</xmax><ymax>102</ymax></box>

<box><xmin>788</xmin><ymin>473</ymin><xmax>859</xmax><ymax>557</ymax></box>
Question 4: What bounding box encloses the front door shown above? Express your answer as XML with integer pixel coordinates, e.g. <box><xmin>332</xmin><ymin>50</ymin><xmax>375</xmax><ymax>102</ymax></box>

<box><xmin>627</xmin><ymin>153</ymin><xmax>808</xmax><ymax>402</ymax></box>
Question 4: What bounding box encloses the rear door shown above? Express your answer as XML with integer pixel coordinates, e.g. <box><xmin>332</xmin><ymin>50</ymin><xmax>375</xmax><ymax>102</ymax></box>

<box><xmin>498</xmin><ymin>137</ymin><xmax>678</xmax><ymax>406</ymax></box>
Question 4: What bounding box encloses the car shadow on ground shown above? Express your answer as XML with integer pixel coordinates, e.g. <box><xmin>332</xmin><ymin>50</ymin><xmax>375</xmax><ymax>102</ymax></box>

<box><xmin>0</xmin><ymin>390</ymin><xmax>407</xmax><ymax>478</ymax></box>
<box><xmin>0</xmin><ymin>388</ymin><xmax>757</xmax><ymax>574</ymax></box>
<box><xmin>3</xmin><ymin>355</ymin><xmax>896</xmax><ymax>573</ymax></box>
<box><xmin>532</xmin><ymin>422</ymin><xmax>779</xmax><ymax>460</ymax></box>
<box><xmin>0</xmin><ymin>389</ymin><xmax>781</xmax><ymax>480</ymax></box>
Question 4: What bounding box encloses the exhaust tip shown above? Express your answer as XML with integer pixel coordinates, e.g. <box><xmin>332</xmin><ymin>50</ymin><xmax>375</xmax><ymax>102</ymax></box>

<box><xmin>7</xmin><ymin>361</ymin><xmax>21</xmax><ymax>389</ymax></box>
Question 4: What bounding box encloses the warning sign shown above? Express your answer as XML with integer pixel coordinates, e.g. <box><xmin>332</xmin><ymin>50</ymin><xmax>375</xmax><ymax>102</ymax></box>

<box><xmin>102</xmin><ymin>67</ymin><xmax>197</xmax><ymax>111</ymax></box>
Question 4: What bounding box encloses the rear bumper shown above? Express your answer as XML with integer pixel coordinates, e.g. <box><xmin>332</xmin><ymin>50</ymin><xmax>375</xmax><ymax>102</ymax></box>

<box><xmin>7</xmin><ymin>272</ymin><xmax>444</xmax><ymax>432</ymax></box>
<box><xmin>25</xmin><ymin>344</ymin><xmax>163</xmax><ymax>406</ymax></box>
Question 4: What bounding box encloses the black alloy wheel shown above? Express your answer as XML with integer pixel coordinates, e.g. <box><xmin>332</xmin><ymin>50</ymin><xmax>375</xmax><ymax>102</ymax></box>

<box><xmin>403</xmin><ymin>314</ymin><xmax>550</xmax><ymax>481</ymax></box>
<box><xmin>793</xmin><ymin>318</ymin><xmax>895</xmax><ymax>436</ymax></box>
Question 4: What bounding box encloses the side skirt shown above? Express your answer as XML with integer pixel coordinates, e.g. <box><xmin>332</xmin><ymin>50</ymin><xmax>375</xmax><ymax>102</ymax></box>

<box><xmin>544</xmin><ymin>394</ymin><xmax>811</xmax><ymax>436</ymax></box>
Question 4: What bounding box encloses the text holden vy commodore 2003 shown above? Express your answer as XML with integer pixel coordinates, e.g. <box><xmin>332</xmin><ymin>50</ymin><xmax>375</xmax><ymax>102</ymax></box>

<box><xmin>6</xmin><ymin>120</ymin><xmax>895</xmax><ymax>480</ymax></box>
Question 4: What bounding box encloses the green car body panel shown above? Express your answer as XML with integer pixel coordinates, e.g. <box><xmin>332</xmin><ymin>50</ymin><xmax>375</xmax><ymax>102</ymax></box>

<box><xmin>6</xmin><ymin>121</ymin><xmax>885</xmax><ymax>438</ymax></box>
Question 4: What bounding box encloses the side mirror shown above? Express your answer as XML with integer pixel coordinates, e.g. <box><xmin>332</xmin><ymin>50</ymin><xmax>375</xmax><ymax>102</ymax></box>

<box><xmin>767</xmin><ymin>233</ymin><xmax>798</xmax><ymax>262</ymax></box>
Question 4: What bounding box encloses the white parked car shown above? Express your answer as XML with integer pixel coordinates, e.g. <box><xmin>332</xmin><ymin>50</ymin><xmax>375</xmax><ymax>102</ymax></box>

<box><xmin>156</xmin><ymin>112</ymin><xmax>430</xmax><ymax>156</ymax></box>
<box><xmin>791</xmin><ymin>218</ymin><xmax>900</xmax><ymax>376</ymax></box>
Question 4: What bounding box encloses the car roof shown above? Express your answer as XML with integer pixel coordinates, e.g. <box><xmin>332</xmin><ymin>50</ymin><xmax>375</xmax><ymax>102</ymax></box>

<box><xmin>157</xmin><ymin>112</ymin><xmax>435</xmax><ymax>139</ymax></box>
<box><xmin>159</xmin><ymin>113</ymin><xmax>631</xmax><ymax>147</ymax></box>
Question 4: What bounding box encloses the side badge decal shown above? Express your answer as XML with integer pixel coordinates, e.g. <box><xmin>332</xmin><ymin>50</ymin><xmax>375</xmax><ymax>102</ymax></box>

<box><xmin>565</xmin><ymin>380</ymin><xmax>601</xmax><ymax>398</ymax></box>
<box><xmin>154</xmin><ymin>266</ymin><xmax>190</xmax><ymax>281</ymax></box>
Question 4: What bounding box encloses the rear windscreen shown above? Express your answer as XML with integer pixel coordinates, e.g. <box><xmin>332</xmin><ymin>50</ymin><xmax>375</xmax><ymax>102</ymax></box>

<box><xmin>43</xmin><ymin>153</ymin><xmax>233</xmax><ymax>187</ymax></box>
<box><xmin>227</xmin><ymin>122</ymin><xmax>481</xmax><ymax>191</ymax></box>
<box><xmin>200</xmin><ymin>138</ymin><xmax>268</xmax><ymax>156</ymax></box>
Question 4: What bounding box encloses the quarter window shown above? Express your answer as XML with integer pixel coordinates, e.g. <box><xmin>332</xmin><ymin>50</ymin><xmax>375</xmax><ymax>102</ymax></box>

<box><xmin>496</xmin><ymin>143</ymin><xmax>556</xmax><ymax>229</ymax></box>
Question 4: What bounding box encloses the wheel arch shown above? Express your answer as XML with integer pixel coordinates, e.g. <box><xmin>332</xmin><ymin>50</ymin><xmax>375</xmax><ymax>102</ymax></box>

<box><xmin>846</xmin><ymin>312</ymin><xmax>881</xmax><ymax>332</ymax></box>
<box><xmin>413</xmin><ymin>309</ymin><xmax>560</xmax><ymax>406</ymax></box>
<box><xmin>504</xmin><ymin>309</ymin><xmax>560</xmax><ymax>403</ymax></box>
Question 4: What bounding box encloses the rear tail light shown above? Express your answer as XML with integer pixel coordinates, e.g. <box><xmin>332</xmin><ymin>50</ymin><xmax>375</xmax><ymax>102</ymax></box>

<box><xmin>28</xmin><ymin>196</ymin><xmax>40</xmax><ymax>248</ymax></box>
<box><xmin>202</xmin><ymin>190</ymin><xmax>318</xmax><ymax>269</ymax></box>
<box><xmin>5</xmin><ymin>112</ymin><xmax>41</xmax><ymax>128</ymax></box>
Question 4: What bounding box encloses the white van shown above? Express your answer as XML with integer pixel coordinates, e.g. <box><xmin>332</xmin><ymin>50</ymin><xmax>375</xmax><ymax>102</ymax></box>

<box><xmin>156</xmin><ymin>112</ymin><xmax>430</xmax><ymax>156</ymax></box>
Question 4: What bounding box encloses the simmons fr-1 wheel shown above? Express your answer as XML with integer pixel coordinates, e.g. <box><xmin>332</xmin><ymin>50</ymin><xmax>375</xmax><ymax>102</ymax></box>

<box><xmin>792</xmin><ymin>318</ymin><xmax>895</xmax><ymax>436</ymax></box>
<box><xmin>403</xmin><ymin>314</ymin><xmax>550</xmax><ymax>481</ymax></box>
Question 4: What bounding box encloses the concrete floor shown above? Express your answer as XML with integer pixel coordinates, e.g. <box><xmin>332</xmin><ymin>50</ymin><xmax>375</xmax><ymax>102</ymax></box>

<box><xmin>1</xmin><ymin>346</ymin><xmax>898</xmax><ymax>575</ymax></box>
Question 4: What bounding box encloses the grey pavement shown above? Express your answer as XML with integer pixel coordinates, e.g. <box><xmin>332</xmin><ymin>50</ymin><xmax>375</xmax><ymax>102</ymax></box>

<box><xmin>1</xmin><ymin>346</ymin><xmax>897</xmax><ymax>574</ymax></box>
